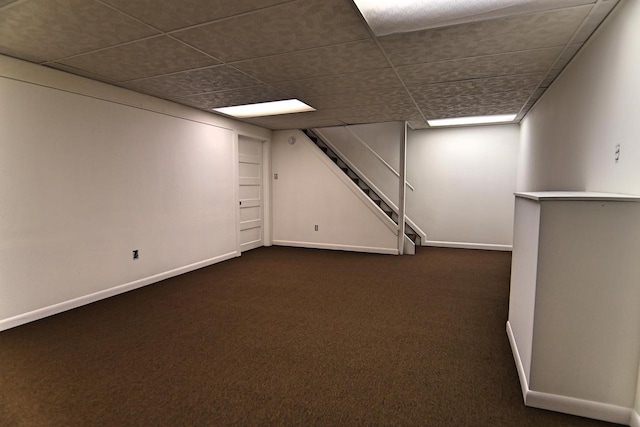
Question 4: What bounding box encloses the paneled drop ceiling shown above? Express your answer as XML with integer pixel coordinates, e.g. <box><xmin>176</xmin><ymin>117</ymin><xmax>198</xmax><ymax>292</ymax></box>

<box><xmin>0</xmin><ymin>0</ymin><xmax>619</xmax><ymax>129</ymax></box>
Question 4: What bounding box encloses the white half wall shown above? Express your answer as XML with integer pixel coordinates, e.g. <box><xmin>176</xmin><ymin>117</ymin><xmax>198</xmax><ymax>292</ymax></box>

<box><xmin>271</xmin><ymin>130</ymin><xmax>398</xmax><ymax>254</ymax></box>
<box><xmin>407</xmin><ymin>124</ymin><xmax>520</xmax><ymax>247</ymax></box>
<box><xmin>0</xmin><ymin>55</ymin><xmax>270</xmax><ymax>329</ymax></box>
<box><xmin>515</xmin><ymin>0</ymin><xmax>640</xmax><ymax>421</ymax></box>
<box><xmin>517</xmin><ymin>0</ymin><xmax>640</xmax><ymax>195</ymax></box>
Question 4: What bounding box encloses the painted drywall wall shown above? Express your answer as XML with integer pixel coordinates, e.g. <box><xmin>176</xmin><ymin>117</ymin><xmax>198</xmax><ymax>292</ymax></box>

<box><xmin>508</xmin><ymin>197</ymin><xmax>541</xmax><ymax>384</ymax></box>
<box><xmin>407</xmin><ymin>124</ymin><xmax>520</xmax><ymax>248</ymax></box>
<box><xmin>0</xmin><ymin>56</ymin><xmax>270</xmax><ymax>329</ymax></box>
<box><xmin>271</xmin><ymin>130</ymin><xmax>398</xmax><ymax>254</ymax></box>
<box><xmin>315</xmin><ymin>122</ymin><xmax>405</xmax><ymax>208</ymax></box>
<box><xmin>349</xmin><ymin>122</ymin><xmax>403</xmax><ymax>171</ymax></box>
<box><xmin>517</xmin><ymin>0</ymin><xmax>640</xmax><ymax>195</ymax></box>
<box><xmin>636</xmin><ymin>364</ymin><xmax>640</xmax><ymax>417</ymax></box>
<box><xmin>529</xmin><ymin>200</ymin><xmax>640</xmax><ymax>408</ymax></box>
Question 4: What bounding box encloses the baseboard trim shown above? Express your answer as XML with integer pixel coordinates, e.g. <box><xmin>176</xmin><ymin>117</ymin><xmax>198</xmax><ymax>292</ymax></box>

<box><xmin>506</xmin><ymin>321</ymin><xmax>633</xmax><ymax>425</ymax></box>
<box><xmin>506</xmin><ymin>321</ymin><xmax>529</xmax><ymax>401</ymax></box>
<box><xmin>526</xmin><ymin>390</ymin><xmax>633</xmax><ymax>425</ymax></box>
<box><xmin>0</xmin><ymin>251</ymin><xmax>239</xmax><ymax>332</ymax></box>
<box><xmin>272</xmin><ymin>240</ymin><xmax>398</xmax><ymax>255</ymax></box>
<box><xmin>423</xmin><ymin>240</ymin><xmax>512</xmax><ymax>251</ymax></box>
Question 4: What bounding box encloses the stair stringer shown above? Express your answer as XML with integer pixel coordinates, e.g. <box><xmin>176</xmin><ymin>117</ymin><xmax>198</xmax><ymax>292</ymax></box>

<box><xmin>312</xmin><ymin>127</ymin><xmax>428</xmax><ymax>244</ymax></box>
<box><xmin>302</xmin><ymin>131</ymin><xmax>399</xmax><ymax>236</ymax></box>
<box><xmin>404</xmin><ymin>234</ymin><xmax>416</xmax><ymax>255</ymax></box>
<box><xmin>272</xmin><ymin>130</ymin><xmax>398</xmax><ymax>255</ymax></box>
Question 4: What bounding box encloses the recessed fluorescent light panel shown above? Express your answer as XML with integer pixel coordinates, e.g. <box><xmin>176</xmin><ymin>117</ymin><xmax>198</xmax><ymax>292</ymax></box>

<box><xmin>213</xmin><ymin>99</ymin><xmax>315</xmax><ymax>118</ymax></box>
<box><xmin>427</xmin><ymin>114</ymin><xmax>517</xmax><ymax>127</ymax></box>
<box><xmin>352</xmin><ymin>0</ymin><xmax>594</xmax><ymax>36</ymax></box>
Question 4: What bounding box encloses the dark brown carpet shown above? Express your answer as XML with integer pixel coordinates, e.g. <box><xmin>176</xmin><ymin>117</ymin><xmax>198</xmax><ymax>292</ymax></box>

<box><xmin>0</xmin><ymin>246</ymin><xmax>621</xmax><ymax>426</ymax></box>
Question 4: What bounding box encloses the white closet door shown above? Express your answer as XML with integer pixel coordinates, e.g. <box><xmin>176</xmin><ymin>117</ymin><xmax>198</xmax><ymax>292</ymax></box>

<box><xmin>238</xmin><ymin>136</ymin><xmax>263</xmax><ymax>252</ymax></box>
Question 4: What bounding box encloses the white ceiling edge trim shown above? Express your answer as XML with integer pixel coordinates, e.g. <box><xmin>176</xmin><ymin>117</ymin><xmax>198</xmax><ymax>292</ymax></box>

<box><xmin>353</xmin><ymin>0</ymin><xmax>597</xmax><ymax>36</ymax></box>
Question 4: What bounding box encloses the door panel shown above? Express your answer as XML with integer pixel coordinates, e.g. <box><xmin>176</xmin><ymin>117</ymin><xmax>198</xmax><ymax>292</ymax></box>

<box><xmin>238</xmin><ymin>136</ymin><xmax>263</xmax><ymax>252</ymax></box>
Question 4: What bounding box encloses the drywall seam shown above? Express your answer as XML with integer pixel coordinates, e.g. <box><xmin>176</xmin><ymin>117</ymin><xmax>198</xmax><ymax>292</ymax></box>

<box><xmin>0</xmin><ymin>251</ymin><xmax>239</xmax><ymax>332</ymax></box>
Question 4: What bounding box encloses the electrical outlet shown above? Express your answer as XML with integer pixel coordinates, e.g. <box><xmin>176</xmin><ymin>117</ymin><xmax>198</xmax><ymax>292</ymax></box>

<box><xmin>314</xmin><ymin>225</ymin><xmax>318</xmax><ymax>231</ymax></box>
<box><xmin>133</xmin><ymin>249</ymin><xmax>139</xmax><ymax>260</ymax></box>
<box><xmin>274</xmin><ymin>173</ymin><xmax>278</xmax><ymax>179</ymax></box>
<box><xmin>615</xmin><ymin>144</ymin><xmax>621</xmax><ymax>162</ymax></box>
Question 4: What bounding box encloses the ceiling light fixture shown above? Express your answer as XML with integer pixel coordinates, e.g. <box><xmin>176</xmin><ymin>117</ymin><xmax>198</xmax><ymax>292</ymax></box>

<box><xmin>427</xmin><ymin>114</ymin><xmax>517</xmax><ymax>127</ymax></box>
<box><xmin>352</xmin><ymin>0</ymin><xmax>594</xmax><ymax>36</ymax></box>
<box><xmin>213</xmin><ymin>99</ymin><xmax>315</xmax><ymax>118</ymax></box>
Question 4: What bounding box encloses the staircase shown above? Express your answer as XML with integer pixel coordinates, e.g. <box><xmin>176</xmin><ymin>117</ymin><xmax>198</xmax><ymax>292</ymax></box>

<box><xmin>302</xmin><ymin>129</ymin><xmax>420</xmax><ymax>253</ymax></box>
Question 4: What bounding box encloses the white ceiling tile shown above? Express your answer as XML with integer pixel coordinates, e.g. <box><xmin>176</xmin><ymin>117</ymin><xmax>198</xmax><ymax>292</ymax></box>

<box><xmin>233</xmin><ymin>40</ymin><xmax>388</xmax><ymax>83</ymax></box>
<box><xmin>397</xmin><ymin>48</ymin><xmax>562</xmax><ymax>87</ymax></box>
<box><xmin>125</xmin><ymin>65</ymin><xmax>261</xmax><ymax>97</ymax></box>
<box><xmin>172</xmin><ymin>86</ymin><xmax>287</xmax><ymax>109</ymax></box>
<box><xmin>409</xmin><ymin>74</ymin><xmax>544</xmax><ymax>101</ymax></box>
<box><xmin>303</xmin><ymin>89</ymin><xmax>413</xmax><ymax>110</ymax></box>
<box><xmin>101</xmin><ymin>0</ymin><xmax>291</xmax><ymax>31</ymax></box>
<box><xmin>416</xmin><ymin>90</ymin><xmax>531</xmax><ymax>112</ymax></box>
<box><xmin>0</xmin><ymin>0</ymin><xmax>158</xmax><ymax>61</ymax></box>
<box><xmin>59</xmin><ymin>36</ymin><xmax>219</xmax><ymax>82</ymax></box>
<box><xmin>274</xmin><ymin>69</ymin><xmax>403</xmax><ymax>98</ymax></box>
<box><xmin>172</xmin><ymin>0</ymin><xmax>370</xmax><ymax>62</ymax></box>
<box><xmin>378</xmin><ymin>5</ymin><xmax>592</xmax><ymax>66</ymax></box>
<box><xmin>0</xmin><ymin>0</ymin><xmax>617</xmax><ymax>128</ymax></box>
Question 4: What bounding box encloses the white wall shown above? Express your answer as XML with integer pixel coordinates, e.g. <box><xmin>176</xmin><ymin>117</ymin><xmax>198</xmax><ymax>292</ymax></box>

<box><xmin>517</xmin><ymin>0</ymin><xmax>640</xmax><ymax>195</ymax></box>
<box><xmin>348</xmin><ymin>122</ymin><xmax>403</xmax><ymax>171</ymax></box>
<box><xmin>0</xmin><ymin>55</ymin><xmax>270</xmax><ymax>330</ymax></box>
<box><xmin>271</xmin><ymin>129</ymin><xmax>398</xmax><ymax>254</ymax></box>
<box><xmin>407</xmin><ymin>124</ymin><xmax>520</xmax><ymax>249</ymax></box>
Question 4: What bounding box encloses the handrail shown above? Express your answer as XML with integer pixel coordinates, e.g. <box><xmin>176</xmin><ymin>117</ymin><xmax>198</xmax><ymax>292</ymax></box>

<box><xmin>343</xmin><ymin>126</ymin><xmax>415</xmax><ymax>192</ymax></box>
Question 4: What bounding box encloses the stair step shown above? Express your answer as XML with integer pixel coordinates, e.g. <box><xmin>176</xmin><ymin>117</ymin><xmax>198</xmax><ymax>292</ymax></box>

<box><xmin>320</xmin><ymin>146</ymin><xmax>327</xmax><ymax>153</ymax></box>
<box><xmin>351</xmin><ymin>177</ymin><xmax>359</xmax><ymax>185</ymax></box>
<box><xmin>341</xmin><ymin>167</ymin><xmax>348</xmax><ymax>173</ymax></box>
<box><xmin>330</xmin><ymin>157</ymin><xmax>338</xmax><ymax>163</ymax></box>
<box><xmin>406</xmin><ymin>233</ymin><xmax>418</xmax><ymax>242</ymax></box>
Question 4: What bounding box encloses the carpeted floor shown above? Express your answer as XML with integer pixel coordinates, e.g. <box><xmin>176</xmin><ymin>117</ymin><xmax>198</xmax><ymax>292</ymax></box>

<box><xmin>0</xmin><ymin>246</ymin><xmax>621</xmax><ymax>426</ymax></box>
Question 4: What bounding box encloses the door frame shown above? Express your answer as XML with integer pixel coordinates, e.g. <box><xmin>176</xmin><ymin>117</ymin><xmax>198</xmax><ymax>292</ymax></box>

<box><xmin>234</xmin><ymin>132</ymin><xmax>271</xmax><ymax>255</ymax></box>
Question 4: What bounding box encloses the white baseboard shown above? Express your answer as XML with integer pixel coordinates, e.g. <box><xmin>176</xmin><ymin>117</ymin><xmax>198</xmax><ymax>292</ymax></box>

<box><xmin>0</xmin><ymin>251</ymin><xmax>239</xmax><ymax>332</ymax></box>
<box><xmin>272</xmin><ymin>240</ymin><xmax>398</xmax><ymax>255</ymax></box>
<box><xmin>506</xmin><ymin>321</ymin><xmax>633</xmax><ymax>426</ymax></box>
<box><xmin>506</xmin><ymin>321</ymin><xmax>529</xmax><ymax>401</ymax></box>
<box><xmin>424</xmin><ymin>240</ymin><xmax>512</xmax><ymax>251</ymax></box>
<box><xmin>526</xmin><ymin>390</ymin><xmax>633</xmax><ymax>425</ymax></box>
